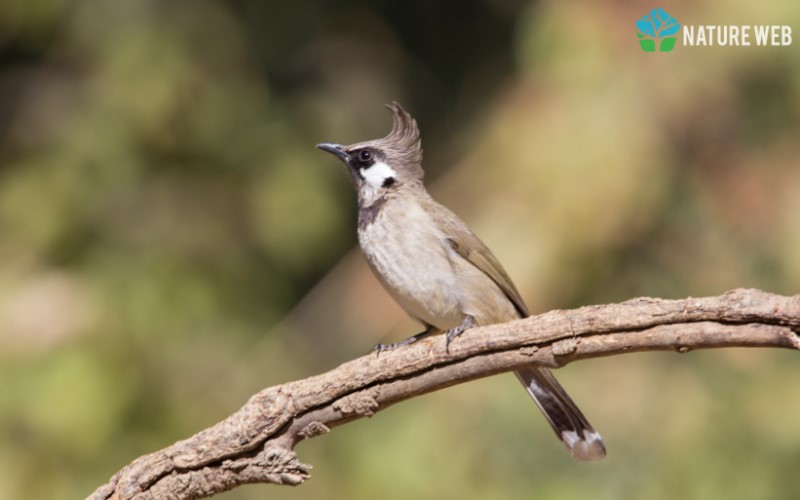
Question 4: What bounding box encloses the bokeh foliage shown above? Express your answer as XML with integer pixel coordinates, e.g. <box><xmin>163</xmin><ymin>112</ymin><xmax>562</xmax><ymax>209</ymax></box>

<box><xmin>0</xmin><ymin>1</ymin><xmax>799</xmax><ymax>499</ymax></box>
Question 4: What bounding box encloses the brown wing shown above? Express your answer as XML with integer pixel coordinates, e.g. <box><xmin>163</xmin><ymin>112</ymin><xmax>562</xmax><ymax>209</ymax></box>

<box><xmin>430</xmin><ymin>202</ymin><xmax>530</xmax><ymax>318</ymax></box>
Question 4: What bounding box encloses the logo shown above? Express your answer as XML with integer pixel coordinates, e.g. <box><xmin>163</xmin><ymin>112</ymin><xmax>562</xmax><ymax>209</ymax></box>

<box><xmin>636</xmin><ymin>8</ymin><xmax>680</xmax><ymax>52</ymax></box>
<box><xmin>635</xmin><ymin>7</ymin><xmax>793</xmax><ymax>52</ymax></box>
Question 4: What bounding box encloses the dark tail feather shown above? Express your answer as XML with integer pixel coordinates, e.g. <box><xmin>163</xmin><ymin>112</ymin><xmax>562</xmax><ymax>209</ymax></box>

<box><xmin>514</xmin><ymin>367</ymin><xmax>606</xmax><ymax>461</ymax></box>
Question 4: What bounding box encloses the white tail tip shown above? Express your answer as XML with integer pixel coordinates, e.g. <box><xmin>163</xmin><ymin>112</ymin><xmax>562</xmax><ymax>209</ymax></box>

<box><xmin>561</xmin><ymin>430</ymin><xmax>606</xmax><ymax>461</ymax></box>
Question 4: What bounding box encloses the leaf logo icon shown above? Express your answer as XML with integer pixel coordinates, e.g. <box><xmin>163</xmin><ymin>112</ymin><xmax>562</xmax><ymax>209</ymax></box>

<box><xmin>636</xmin><ymin>8</ymin><xmax>681</xmax><ymax>52</ymax></box>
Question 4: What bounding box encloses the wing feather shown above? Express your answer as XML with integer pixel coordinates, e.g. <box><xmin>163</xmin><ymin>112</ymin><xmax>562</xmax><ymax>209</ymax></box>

<box><xmin>425</xmin><ymin>200</ymin><xmax>529</xmax><ymax>318</ymax></box>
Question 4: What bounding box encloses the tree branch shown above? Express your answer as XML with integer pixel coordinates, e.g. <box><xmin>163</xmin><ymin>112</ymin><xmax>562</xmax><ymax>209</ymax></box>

<box><xmin>89</xmin><ymin>288</ymin><xmax>800</xmax><ymax>500</ymax></box>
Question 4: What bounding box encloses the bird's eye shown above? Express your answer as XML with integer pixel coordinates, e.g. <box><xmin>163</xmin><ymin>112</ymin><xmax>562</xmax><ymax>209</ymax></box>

<box><xmin>358</xmin><ymin>150</ymin><xmax>373</xmax><ymax>163</ymax></box>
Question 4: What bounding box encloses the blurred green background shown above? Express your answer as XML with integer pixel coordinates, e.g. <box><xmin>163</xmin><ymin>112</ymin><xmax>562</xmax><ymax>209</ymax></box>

<box><xmin>1</xmin><ymin>0</ymin><xmax>799</xmax><ymax>499</ymax></box>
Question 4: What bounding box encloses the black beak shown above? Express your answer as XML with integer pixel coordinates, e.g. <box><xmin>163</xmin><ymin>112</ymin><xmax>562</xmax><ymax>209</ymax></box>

<box><xmin>315</xmin><ymin>143</ymin><xmax>349</xmax><ymax>162</ymax></box>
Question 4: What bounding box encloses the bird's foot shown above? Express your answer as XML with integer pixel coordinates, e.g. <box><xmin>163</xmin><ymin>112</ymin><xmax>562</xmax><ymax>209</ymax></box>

<box><xmin>444</xmin><ymin>315</ymin><xmax>476</xmax><ymax>352</ymax></box>
<box><xmin>374</xmin><ymin>337</ymin><xmax>416</xmax><ymax>354</ymax></box>
<box><xmin>374</xmin><ymin>326</ymin><xmax>434</xmax><ymax>355</ymax></box>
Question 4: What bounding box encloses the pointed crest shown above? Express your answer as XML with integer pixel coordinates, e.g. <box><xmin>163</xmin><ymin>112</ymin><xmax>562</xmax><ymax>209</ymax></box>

<box><xmin>381</xmin><ymin>102</ymin><xmax>422</xmax><ymax>165</ymax></box>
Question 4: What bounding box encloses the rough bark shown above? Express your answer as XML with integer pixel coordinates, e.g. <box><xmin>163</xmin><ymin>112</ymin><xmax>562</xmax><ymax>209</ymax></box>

<box><xmin>89</xmin><ymin>288</ymin><xmax>800</xmax><ymax>500</ymax></box>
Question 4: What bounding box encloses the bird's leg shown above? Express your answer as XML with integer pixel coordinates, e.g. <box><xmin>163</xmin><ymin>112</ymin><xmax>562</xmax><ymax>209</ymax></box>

<box><xmin>375</xmin><ymin>325</ymin><xmax>435</xmax><ymax>354</ymax></box>
<box><xmin>444</xmin><ymin>315</ymin><xmax>476</xmax><ymax>352</ymax></box>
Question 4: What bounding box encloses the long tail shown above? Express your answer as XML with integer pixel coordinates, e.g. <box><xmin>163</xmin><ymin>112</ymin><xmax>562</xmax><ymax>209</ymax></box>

<box><xmin>514</xmin><ymin>367</ymin><xmax>606</xmax><ymax>461</ymax></box>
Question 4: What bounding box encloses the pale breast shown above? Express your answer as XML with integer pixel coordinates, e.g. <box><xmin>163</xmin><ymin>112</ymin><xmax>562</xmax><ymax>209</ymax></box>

<box><xmin>358</xmin><ymin>198</ymin><xmax>463</xmax><ymax>330</ymax></box>
<box><xmin>358</xmin><ymin>197</ymin><xmax>518</xmax><ymax>330</ymax></box>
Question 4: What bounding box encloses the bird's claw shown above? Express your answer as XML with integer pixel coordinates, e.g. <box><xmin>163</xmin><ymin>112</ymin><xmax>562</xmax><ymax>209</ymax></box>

<box><xmin>444</xmin><ymin>316</ymin><xmax>475</xmax><ymax>353</ymax></box>
<box><xmin>374</xmin><ymin>342</ymin><xmax>400</xmax><ymax>355</ymax></box>
<box><xmin>373</xmin><ymin>327</ymin><xmax>433</xmax><ymax>356</ymax></box>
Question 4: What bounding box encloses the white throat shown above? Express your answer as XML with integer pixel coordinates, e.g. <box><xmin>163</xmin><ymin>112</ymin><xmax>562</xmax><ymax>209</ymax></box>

<box><xmin>359</xmin><ymin>161</ymin><xmax>397</xmax><ymax>199</ymax></box>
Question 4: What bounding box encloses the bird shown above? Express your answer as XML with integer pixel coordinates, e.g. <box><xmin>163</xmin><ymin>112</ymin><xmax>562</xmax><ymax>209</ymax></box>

<box><xmin>316</xmin><ymin>102</ymin><xmax>605</xmax><ymax>461</ymax></box>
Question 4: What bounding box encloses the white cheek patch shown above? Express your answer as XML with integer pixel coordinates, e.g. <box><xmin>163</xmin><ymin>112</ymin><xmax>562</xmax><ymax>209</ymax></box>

<box><xmin>360</xmin><ymin>161</ymin><xmax>397</xmax><ymax>189</ymax></box>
